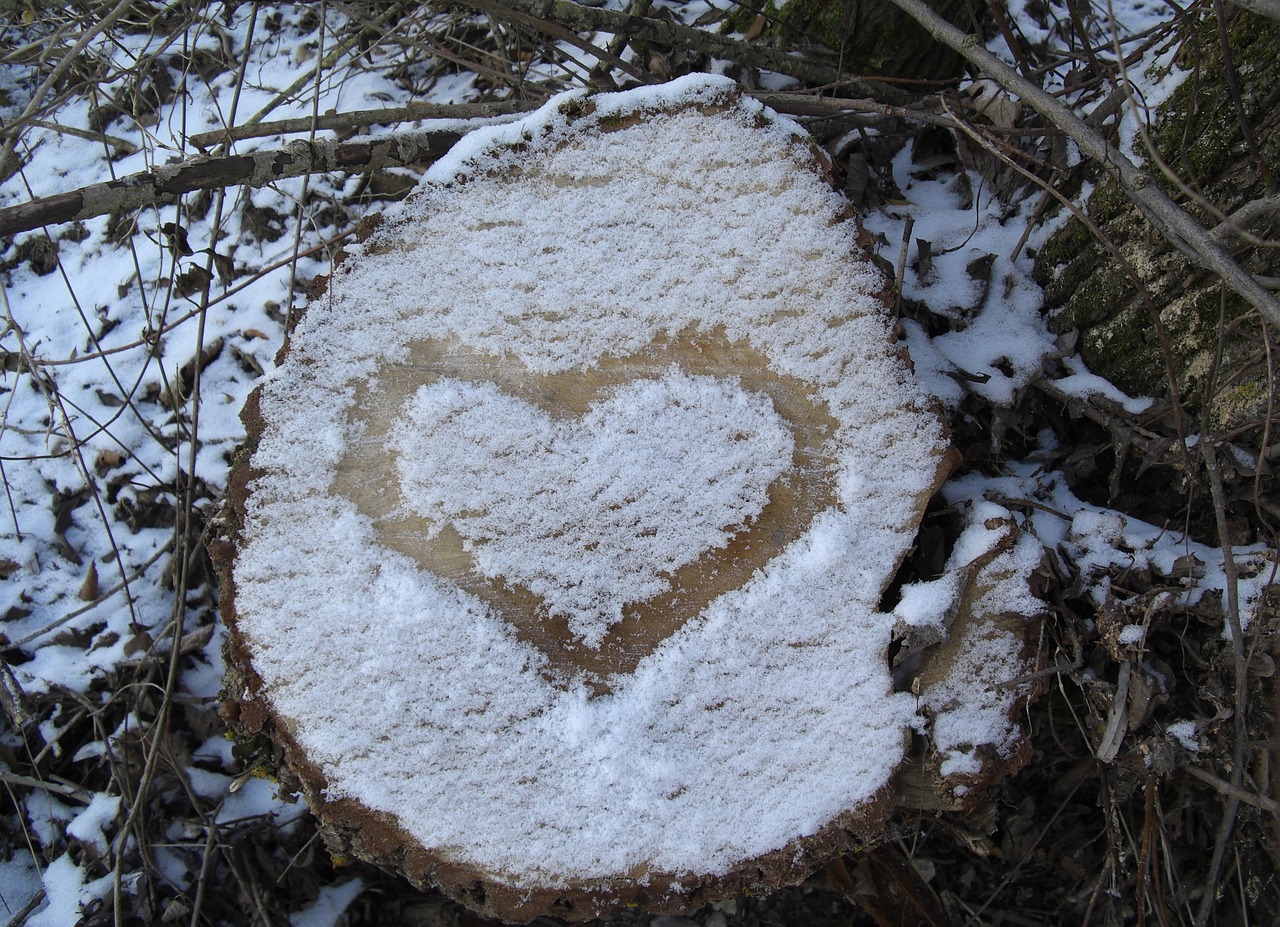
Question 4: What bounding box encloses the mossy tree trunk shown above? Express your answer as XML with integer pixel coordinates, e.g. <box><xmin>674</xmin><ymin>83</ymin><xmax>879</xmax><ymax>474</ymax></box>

<box><xmin>727</xmin><ymin>0</ymin><xmax>980</xmax><ymax>82</ymax></box>
<box><xmin>1033</xmin><ymin>9</ymin><xmax>1280</xmax><ymax>434</ymax></box>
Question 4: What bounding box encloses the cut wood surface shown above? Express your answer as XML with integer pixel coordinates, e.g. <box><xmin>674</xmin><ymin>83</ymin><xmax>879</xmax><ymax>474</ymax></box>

<box><xmin>213</xmin><ymin>76</ymin><xmax>1042</xmax><ymax>922</ymax></box>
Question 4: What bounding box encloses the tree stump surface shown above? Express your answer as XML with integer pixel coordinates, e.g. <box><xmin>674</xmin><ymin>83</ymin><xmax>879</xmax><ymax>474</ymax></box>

<box><xmin>213</xmin><ymin>76</ymin><xmax>1043</xmax><ymax>922</ymax></box>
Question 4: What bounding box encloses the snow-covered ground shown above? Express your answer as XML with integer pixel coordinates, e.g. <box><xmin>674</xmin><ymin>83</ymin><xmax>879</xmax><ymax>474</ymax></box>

<box><xmin>0</xmin><ymin>2</ymin><xmax>1271</xmax><ymax>924</ymax></box>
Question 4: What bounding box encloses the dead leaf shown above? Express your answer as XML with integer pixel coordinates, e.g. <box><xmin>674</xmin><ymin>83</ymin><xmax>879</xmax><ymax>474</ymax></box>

<box><xmin>744</xmin><ymin>13</ymin><xmax>767</xmax><ymax>41</ymax></box>
<box><xmin>176</xmin><ymin>264</ymin><xmax>213</xmax><ymax>296</ymax></box>
<box><xmin>202</xmin><ymin>247</ymin><xmax>235</xmax><ymax>286</ymax></box>
<box><xmin>160</xmin><ymin>221</ymin><xmax>195</xmax><ymax>256</ymax></box>
<box><xmin>123</xmin><ymin>631</ymin><xmax>152</xmax><ymax>658</ymax></box>
<box><xmin>78</xmin><ymin>561</ymin><xmax>99</xmax><ymax>601</ymax></box>
<box><xmin>914</xmin><ymin>238</ymin><xmax>933</xmax><ymax>280</ymax></box>
<box><xmin>96</xmin><ymin>449</ymin><xmax>125</xmax><ymax>474</ymax></box>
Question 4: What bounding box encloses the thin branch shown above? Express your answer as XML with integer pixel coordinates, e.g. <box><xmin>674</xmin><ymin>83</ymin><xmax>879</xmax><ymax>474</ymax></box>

<box><xmin>1194</xmin><ymin>440</ymin><xmax>1247</xmax><ymax>927</ymax></box>
<box><xmin>1212</xmin><ymin>193</ymin><xmax>1280</xmax><ymax>243</ymax></box>
<box><xmin>1182</xmin><ymin>764</ymin><xmax>1280</xmax><ymax>815</ymax></box>
<box><xmin>24</xmin><ymin>119</ymin><xmax>139</xmax><ymax>155</ymax></box>
<box><xmin>0</xmin><ymin>131</ymin><xmax>461</xmax><ymax>239</ymax></box>
<box><xmin>887</xmin><ymin>0</ymin><xmax>1280</xmax><ymax>329</ymax></box>
<box><xmin>465</xmin><ymin>0</ymin><xmax>654</xmax><ymax>86</ymax></box>
<box><xmin>755</xmin><ymin>92</ymin><xmax>966</xmax><ymax>131</ymax></box>
<box><xmin>0</xmin><ymin>0</ymin><xmax>137</xmax><ymax>175</ymax></box>
<box><xmin>187</xmin><ymin>100</ymin><xmax>538</xmax><ymax>148</ymax></box>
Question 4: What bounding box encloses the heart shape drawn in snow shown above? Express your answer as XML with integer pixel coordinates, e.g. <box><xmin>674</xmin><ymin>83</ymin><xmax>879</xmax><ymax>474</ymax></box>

<box><xmin>331</xmin><ymin>332</ymin><xmax>841</xmax><ymax>688</ymax></box>
<box><xmin>387</xmin><ymin>370</ymin><xmax>792</xmax><ymax>647</ymax></box>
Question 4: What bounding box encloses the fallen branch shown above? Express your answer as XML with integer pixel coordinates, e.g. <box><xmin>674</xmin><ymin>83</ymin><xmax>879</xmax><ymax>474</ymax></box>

<box><xmin>0</xmin><ymin>131</ymin><xmax>460</xmax><ymax>239</ymax></box>
<box><xmin>192</xmin><ymin>92</ymin><xmax>965</xmax><ymax>151</ymax></box>
<box><xmin>887</xmin><ymin>0</ymin><xmax>1280</xmax><ymax>330</ymax></box>
<box><xmin>188</xmin><ymin>100</ymin><xmax>539</xmax><ymax>149</ymax></box>
<box><xmin>756</xmin><ymin>92</ymin><xmax>961</xmax><ymax>131</ymax></box>
<box><xmin>2</xmin><ymin>92</ymin><xmax>954</xmax><ymax>239</ymax></box>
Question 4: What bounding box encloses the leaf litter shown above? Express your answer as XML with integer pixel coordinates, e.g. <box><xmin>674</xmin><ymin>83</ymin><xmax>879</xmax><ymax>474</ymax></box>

<box><xmin>0</xmin><ymin>1</ymin><xmax>1275</xmax><ymax>925</ymax></box>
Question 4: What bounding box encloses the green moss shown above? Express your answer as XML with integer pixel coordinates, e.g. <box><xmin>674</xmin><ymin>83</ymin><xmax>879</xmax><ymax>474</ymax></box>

<box><xmin>557</xmin><ymin>97</ymin><xmax>589</xmax><ymax>119</ymax></box>
<box><xmin>1034</xmin><ymin>9</ymin><xmax>1279</xmax><ymax>422</ymax></box>
<box><xmin>723</xmin><ymin>0</ymin><xmax>966</xmax><ymax>80</ymax></box>
<box><xmin>1154</xmin><ymin>12</ymin><xmax>1280</xmax><ymax>196</ymax></box>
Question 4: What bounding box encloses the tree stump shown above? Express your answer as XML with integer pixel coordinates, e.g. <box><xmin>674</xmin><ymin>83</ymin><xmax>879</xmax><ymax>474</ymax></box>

<box><xmin>213</xmin><ymin>76</ymin><xmax>1039</xmax><ymax>922</ymax></box>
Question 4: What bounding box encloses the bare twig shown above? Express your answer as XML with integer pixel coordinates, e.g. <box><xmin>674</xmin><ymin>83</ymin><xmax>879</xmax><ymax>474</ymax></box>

<box><xmin>461</xmin><ymin>0</ymin><xmax>653</xmax><ymax>86</ymax></box>
<box><xmin>187</xmin><ymin>99</ymin><xmax>537</xmax><ymax>148</ymax></box>
<box><xmin>0</xmin><ymin>0</ymin><xmax>137</xmax><ymax>174</ymax></box>
<box><xmin>0</xmin><ymin>769</ymin><xmax>92</xmax><ymax>803</ymax></box>
<box><xmin>454</xmin><ymin>0</ymin><xmax>913</xmax><ymax>101</ymax></box>
<box><xmin>24</xmin><ymin>118</ymin><xmax>139</xmax><ymax>154</ymax></box>
<box><xmin>1194</xmin><ymin>440</ymin><xmax>1247</xmax><ymax>927</ymax></box>
<box><xmin>1211</xmin><ymin>193</ymin><xmax>1280</xmax><ymax>243</ymax></box>
<box><xmin>886</xmin><ymin>0</ymin><xmax>1280</xmax><ymax>329</ymax></box>
<box><xmin>1182</xmin><ymin>764</ymin><xmax>1280</xmax><ymax>815</ymax></box>
<box><xmin>9</xmin><ymin>541</ymin><xmax>173</xmax><ymax>648</ymax></box>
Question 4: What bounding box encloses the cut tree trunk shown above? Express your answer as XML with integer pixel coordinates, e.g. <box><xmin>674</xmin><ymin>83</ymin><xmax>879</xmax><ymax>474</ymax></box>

<box><xmin>212</xmin><ymin>76</ymin><xmax>1043</xmax><ymax>922</ymax></box>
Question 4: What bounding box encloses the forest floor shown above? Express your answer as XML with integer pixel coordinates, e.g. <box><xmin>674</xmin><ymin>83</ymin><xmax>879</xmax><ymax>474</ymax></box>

<box><xmin>0</xmin><ymin>2</ymin><xmax>1276</xmax><ymax>926</ymax></box>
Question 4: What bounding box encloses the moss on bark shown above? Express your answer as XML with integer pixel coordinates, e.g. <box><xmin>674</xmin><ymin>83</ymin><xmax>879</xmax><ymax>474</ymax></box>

<box><xmin>725</xmin><ymin>0</ymin><xmax>977</xmax><ymax>81</ymax></box>
<box><xmin>1033</xmin><ymin>9</ymin><xmax>1280</xmax><ymax>430</ymax></box>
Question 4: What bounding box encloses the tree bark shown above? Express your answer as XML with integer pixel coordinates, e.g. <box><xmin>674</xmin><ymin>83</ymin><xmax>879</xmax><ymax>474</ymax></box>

<box><xmin>1032</xmin><ymin>9</ymin><xmax>1280</xmax><ymax>426</ymax></box>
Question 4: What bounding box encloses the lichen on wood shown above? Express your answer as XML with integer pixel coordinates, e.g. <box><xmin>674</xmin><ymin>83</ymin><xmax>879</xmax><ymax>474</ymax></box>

<box><xmin>1033</xmin><ymin>9</ymin><xmax>1280</xmax><ymax>429</ymax></box>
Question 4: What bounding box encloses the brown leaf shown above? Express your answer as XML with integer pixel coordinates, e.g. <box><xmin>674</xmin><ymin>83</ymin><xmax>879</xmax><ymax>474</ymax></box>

<box><xmin>78</xmin><ymin>561</ymin><xmax>99</xmax><ymax>601</ymax></box>
<box><xmin>96</xmin><ymin>449</ymin><xmax>125</xmax><ymax>474</ymax></box>
<box><xmin>123</xmin><ymin>631</ymin><xmax>152</xmax><ymax>658</ymax></box>
<box><xmin>854</xmin><ymin>845</ymin><xmax>953</xmax><ymax>927</ymax></box>
<box><xmin>744</xmin><ymin>13</ymin><xmax>767</xmax><ymax>42</ymax></box>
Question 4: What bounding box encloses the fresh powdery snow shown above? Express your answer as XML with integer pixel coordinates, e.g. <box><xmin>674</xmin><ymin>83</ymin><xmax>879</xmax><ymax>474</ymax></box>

<box><xmin>389</xmin><ymin>372</ymin><xmax>793</xmax><ymax>646</ymax></box>
<box><xmin>2</xmin><ymin>0</ymin><xmax>1262</xmax><ymax>917</ymax></box>
<box><xmin>234</xmin><ymin>75</ymin><xmax>961</xmax><ymax>885</ymax></box>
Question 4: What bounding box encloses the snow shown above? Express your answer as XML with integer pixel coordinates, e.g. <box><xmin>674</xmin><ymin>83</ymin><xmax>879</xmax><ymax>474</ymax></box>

<box><xmin>945</xmin><ymin>447</ymin><xmax>1276</xmax><ymax>640</ymax></box>
<box><xmin>1117</xmin><ymin>624</ymin><xmax>1146</xmax><ymax>645</ymax></box>
<box><xmin>235</xmin><ymin>74</ymin><xmax>958</xmax><ymax>884</ymax></box>
<box><xmin>187</xmin><ymin>766</ymin><xmax>308</xmax><ymax>827</ymax></box>
<box><xmin>390</xmin><ymin>372</ymin><xmax>793</xmax><ymax>646</ymax></box>
<box><xmin>1054</xmin><ymin>355</ymin><xmax>1155</xmax><ymax>414</ymax></box>
<box><xmin>26</xmin><ymin>854</ymin><xmax>113</xmax><ymax>927</ymax></box>
<box><xmin>862</xmin><ymin>145</ymin><xmax>1059</xmax><ymax>408</ymax></box>
<box><xmin>66</xmin><ymin>793</ymin><xmax>121</xmax><ymax>859</ymax></box>
<box><xmin>0</xmin><ymin>0</ymin><xmax>1270</xmax><ymax>915</ymax></box>
<box><xmin>290</xmin><ymin>879</ymin><xmax>365</xmax><ymax>927</ymax></box>
<box><xmin>0</xmin><ymin>852</ymin><xmax>41</xmax><ymax>924</ymax></box>
<box><xmin>1167</xmin><ymin>720</ymin><xmax>1200</xmax><ymax>752</ymax></box>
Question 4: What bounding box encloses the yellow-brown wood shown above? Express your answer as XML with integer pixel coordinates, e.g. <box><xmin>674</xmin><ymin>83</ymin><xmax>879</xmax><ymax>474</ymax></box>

<box><xmin>332</xmin><ymin>326</ymin><xmax>838</xmax><ymax>689</ymax></box>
